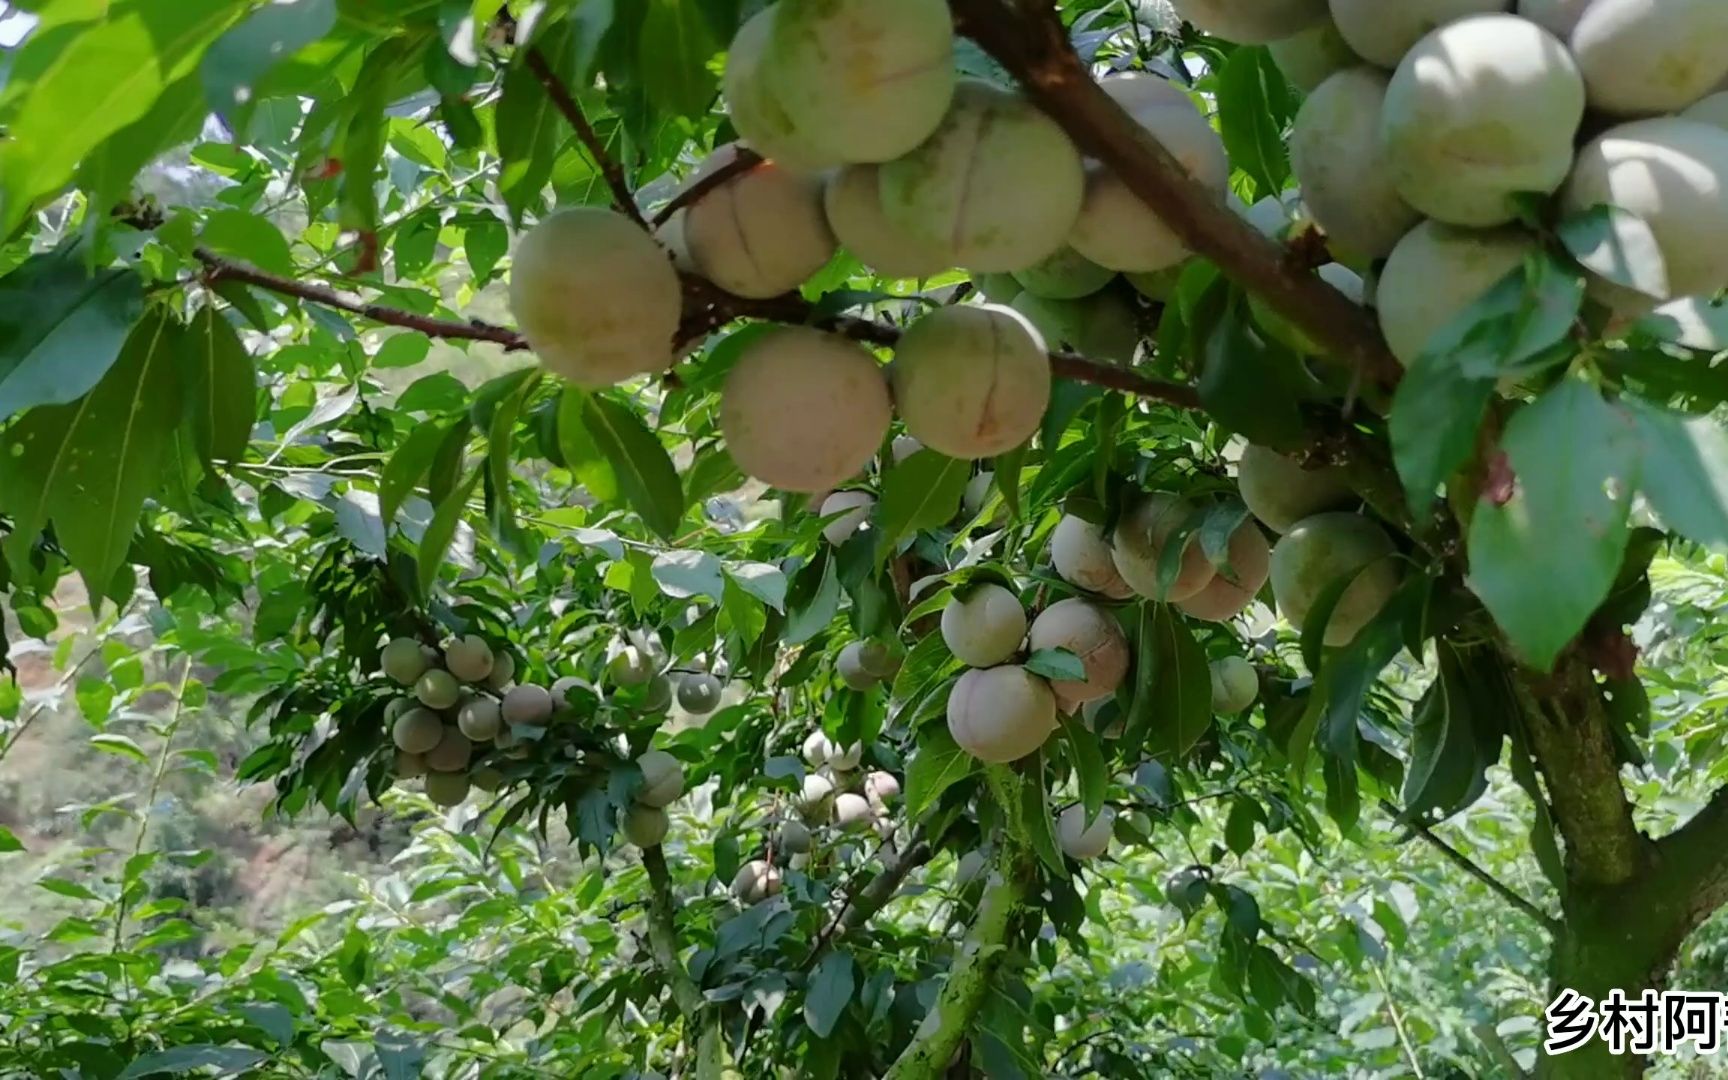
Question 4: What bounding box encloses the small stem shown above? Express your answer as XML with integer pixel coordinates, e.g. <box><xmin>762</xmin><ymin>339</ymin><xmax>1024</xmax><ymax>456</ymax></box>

<box><xmin>113</xmin><ymin>658</ymin><xmax>195</xmax><ymax>953</ymax></box>
<box><xmin>521</xmin><ymin>46</ymin><xmax>647</xmax><ymax>231</ymax></box>
<box><xmin>1371</xmin><ymin>960</ymin><xmax>1427</xmax><ymax>1080</ymax></box>
<box><xmin>0</xmin><ymin>646</ymin><xmax>104</xmax><ymax>766</ymax></box>
<box><xmin>1379</xmin><ymin>800</ymin><xmax>1559</xmax><ymax>934</ymax></box>
<box><xmin>650</xmin><ymin>147</ymin><xmax>764</xmax><ymax>228</ymax></box>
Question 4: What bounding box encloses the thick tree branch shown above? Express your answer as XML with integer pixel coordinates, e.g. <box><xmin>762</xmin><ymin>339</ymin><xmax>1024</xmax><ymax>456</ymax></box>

<box><xmin>641</xmin><ymin>845</ymin><xmax>706</xmax><ymax>1020</ymax></box>
<box><xmin>1380</xmin><ymin>800</ymin><xmax>1559</xmax><ymax>934</ymax></box>
<box><xmin>1644</xmin><ymin>785</ymin><xmax>1728</xmax><ymax>944</ymax></box>
<box><xmin>521</xmin><ymin>46</ymin><xmax>647</xmax><ymax>231</ymax></box>
<box><xmin>1509</xmin><ymin>651</ymin><xmax>1646</xmax><ymax>888</ymax></box>
<box><xmin>949</xmin><ymin>0</ymin><xmax>1403</xmax><ymax>393</ymax></box>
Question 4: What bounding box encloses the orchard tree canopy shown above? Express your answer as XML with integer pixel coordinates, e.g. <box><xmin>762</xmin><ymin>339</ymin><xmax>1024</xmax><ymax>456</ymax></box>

<box><xmin>2</xmin><ymin>0</ymin><xmax>1728</xmax><ymax>1077</ymax></box>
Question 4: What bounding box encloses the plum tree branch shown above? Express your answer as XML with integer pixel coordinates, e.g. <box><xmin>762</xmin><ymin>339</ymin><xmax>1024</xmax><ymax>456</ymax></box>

<box><xmin>641</xmin><ymin>845</ymin><xmax>706</xmax><ymax>1021</ymax></box>
<box><xmin>948</xmin><ymin>0</ymin><xmax>1403</xmax><ymax>393</ymax></box>
<box><xmin>650</xmin><ymin>147</ymin><xmax>764</xmax><ymax>228</ymax></box>
<box><xmin>520</xmin><ymin>46</ymin><xmax>647</xmax><ymax>231</ymax></box>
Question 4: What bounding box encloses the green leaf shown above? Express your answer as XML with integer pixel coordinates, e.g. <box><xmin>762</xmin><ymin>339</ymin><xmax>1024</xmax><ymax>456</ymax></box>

<box><xmin>0</xmin><ymin>0</ymin><xmax>246</xmax><ymax>237</ymax></box>
<box><xmin>994</xmin><ymin>444</ymin><xmax>1027</xmax><ymax>520</ymax></box>
<box><xmin>877</xmin><ymin>451</ymin><xmax>971</xmax><ymax>548</ymax></box>
<box><xmin>1225</xmin><ymin>796</ymin><xmax>1259</xmax><ymax>856</ymax></box>
<box><xmin>1559</xmin><ymin>204</ymin><xmax>1669</xmax><ymax>300</ymax></box>
<box><xmin>720</xmin><ymin>576</ymin><xmax>768</xmax><ymax>645</ymax></box>
<box><xmin>1020</xmin><ymin>757</ymin><xmax>1067</xmax><ymax>877</ymax></box>
<box><xmin>37</xmin><ymin>876</ymin><xmax>102</xmax><ymax>902</ymax></box>
<box><xmin>338</xmin><ymin>39</ymin><xmax>401</xmax><ymax>235</ymax></box>
<box><xmin>0</xmin><ymin>310</ymin><xmax>186</xmax><ymax>598</ymax></box>
<box><xmin>201</xmin><ymin>0</ymin><xmax>337</xmax><ymax>114</ymax></box>
<box><xmin>579</xmin><ymin>392</ymin><xmax>684</xmax><ymax>540</ymax></box>
<box><xmin>89</xmin><ymin>733</ymin><xmax>148</xmax><ymax>763</ymax></box>
<box><xmin>497</xmin><ymin>21</ymin><xmax>576</xmax><ymax>224</ymax></box>
<box><xmin>417</xmin><ymin>470</ymin><xmax>481</xmax><ymax>598</ymax></box>
<box><xmin>373</xmin><ymin>333</ymin><xmax>430</xmax><ymax>369</ymax></box>
<box><xmin>1140</xmin><ymin>606</ymin><xmax>1212</xmax><ymax>762</ymax></box>
<box><xmin>904</xmin><ymin>724</ymin><xmax>977</xmax><ymax>820</ymax></box>
<box><xmin>804</xmin><ymin>950</ymin><xmax>855</xmax><ymax>1039</ymax></box>
<box><xmin>557</xmin><ymin>386</ymin><xmax>621</xmax><ymax>502</ymax></box>
<box><xmin>1401</xmin><ymin>644</ymin><xmax>1492</xmax><ymax>823</ymax></box>
<box><xmin>1024</xmin><ymin>648</ymin><xmax>1086</xmax><ymax>682</ymax></box>
<box><xmin>1389</xmin><ymin>348</ymin><xmax>1496</xmax><ymax>511</ymax></box>
<box><xmin>727</xmin><ymin>562</ymin><xmax>787</xmax><ymax>612</ymax></box>
<box><xmin>379</xmin><ymin>418</ymin><xmax>454</xmax><ymax>531</ymax></box>
<box><xmin>81</xmin><ymin>78</ymin><xmax>209</xmax><ymax>218</ymax></box>
<box><xmin>1058</xmin><ymin>714</ymin><xmax>1108</xmax><ymax>825</ymax></box>
<box><xmin>1198</xmin><ymin>299</ymin><xmax>1306</xmax><ymax>448</ymax></box>
<box><xmin>0</xmin><ymin>826</ymin><xmax>21</xmax><ymax>854</ymax></box>
<box><xmin>1215</xmin><ymin>47</ymin><xmax>1290</xmax><ymax>199</ymax></box>
<box><xmin>1414</xmin><ymin>254</ymin><xmax>1583</xmax><ymax>382</ymax></box>
<box><xmin>117</xmin><ymin>1046</ymin><xmax>267</xmax><ymax>1079</ymax></box>
<box><xmin>1469</xmin><ymin>379</ymin><xmax>1638</xmax><ymax>669</ymax></box>
<box><xmin>638</xmin><ymin>0</ymin><xmax>721</xmax><ymax>120</ymax></box>
<box><xmin>652</xmin><ymin>550</ymin><xmax>725</xmax><ymax>601</ymax></box>
<box><xmin>1622</xmin><ymin>397</ymin><xmax>1728</xmax><ymax>550</ymax></box>
<box><xmin>199</xmin><ymin>208</ymin><xmax>296</xmax><ymax>276</ymax></box>
<box><xmin>0</xmin><ymin>249</ymin><xmax>144</xmax><ymax>422</ymax></box>
<box><xmin>184</xmin><ymin>307</ymin><xmax>256</xmax><ymax>470</ymax></box>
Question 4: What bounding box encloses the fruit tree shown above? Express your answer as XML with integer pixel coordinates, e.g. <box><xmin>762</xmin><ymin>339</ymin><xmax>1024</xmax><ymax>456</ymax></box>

<box><xmin>2</xmin><ymin>0</ymin><xmax>1728</xmax><ymax>1077</ymax></box>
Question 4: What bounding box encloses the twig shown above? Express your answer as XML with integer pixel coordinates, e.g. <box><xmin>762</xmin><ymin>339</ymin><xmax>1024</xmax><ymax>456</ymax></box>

<box><xmin>112</xmin><ymin>658</ymin><xmax>196</xmax><ymax>953</ymax></box>
<box><xmin>0</xmin><ymin>644</ymin><xmax>106</xmax><ymax>766</ymax></box>
<box><xmin>650</xmin><ymin>147</ymin><xmax>765</xmax><ymax>228</ymax></box>
<box><xmin>1371</xmin><ymin>960</ymin><xmax>1427</xmax><ymax>1080</ymax></box>
<box><xmin>641</xmin><ymin>845</ymin><xmax>705</xmax><ymax>1019</ymax></box>
<box><xmin>800</xmin><ymin>833</ymin><xmax>936</xmax><ymax>972</ymax></box>
<box><xmin>196</xmin><ymin>248</ymin><xmax>528</xmax><ymax>350</ymax></box>
<box><xmin>521</xmin><ymin>47</ymin><xmax>647</xmax><ymax>231</ymax></box>
<box><xmin>1379</xmin><ymin>800</ymin><xmax>1559</xmax><ymax>934</ymax></box>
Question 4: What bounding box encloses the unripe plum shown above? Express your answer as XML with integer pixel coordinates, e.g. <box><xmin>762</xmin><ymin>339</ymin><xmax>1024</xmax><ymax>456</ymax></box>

<box><xmin>384</xmin><ymin>697</ymin><xmax>415</xmax><ymax>724</ymax></box>
<box><xmin>1070</xmin><ymin>74</ymin><xmax>1228</xmax><ymax>272</ymax></box>
<box><xmin>415</xmin><ymin>669</ymin><xmax>460</xmax><ymax>710</ymax></box>
<box><xmin>764</xmin><ymin>0</ymin><xmax>955</xmax><ymax>165</ymax></box>
<box><xmin>892</xmin><ymin>305</ymin><xmax>1051</xmax><ymax>460</ymax></box>
<box><xmin>879</xmin><ymin>81</ymin><xmax>1084</xmax><ymax>273</ymax></box>
<box><xmin>1328</xmin><ymin>0</ymin><xmax>1510</xmax><ymax>68</ymax></box>
<box><xmin>798</xmin><ymin>772</ymin><xmax>837</xmax><ymax>819</ymax></box>
<box><xmin>381</xmin><ymin>637</ymin><xmax>429</xmax><ymax>685</ymax></box>
<box><xmin>1009</xmin><ymin>289</ymin><xmax>1139</xmax><ymax>364</ymax></box>
<box><xmin>425</xmin><ymin>726</ymin><xmax>473</xmax><ymax>773</ymax></box>
<box><xmin>1382</xmin><ymin>16</ymin><xmax>1584</xmax><ymax>228</ymax></box>
<box><xmin>681</xmin><ymin>145</ymin><xmax>836</xmax><ymax>300</ymax></box>
<box><xmin>723</xmin><ymin>8</ymin><xmax>832</xmax><ymax>172</ymax></box>
<box><xmin>424</xmin><ymin>769</ymin><xmax>471</xmax><ymax>807</ymax></box>
<box><xmin>1110</xmin><ymin>494</ymin><xmax>1215</xmax><ymax>602</ymax></box>
<box><xmin>1291</xmin><ymin>68</ymin><xmax>1419</xmax><ymax>260</ymax></box>
<box><xmin>1377</xmin><ymin>221</ymin><xmax>1537</xmax><ymax>366</ymax></box>
<box><xmin>457</xmin><ymin>697</ymin><xmax>503</xmax><ymax>742</ymax></box>
<box><xmin>1562</xmin><ymin>119</ymin><xmax>1728</xmax><ymax>308</ymax></box>
<box><xmin>608</xmin><ymin>644</ymin><xmax>658</xmax><ymax>687</ymax></box>
<box><xmin>444</xmin><ymin>635</ymin><xmax>494</xmax><ymax>684</ymax></box>
<box><xmin>485</xmin><ymin>651</ymin><xmax>515</xmax><ymax>691</ymax></box>
<box><xmin>1011</xmin><ymin>247</ymin><xmax>1114</xmax><ymax>301</ymax></box>
<box><xmin>1269</xmin><ymin>18</ymin><xmax>1359</xmax><ymax>92</ymax></box>
<box><xmin>823</xmin><ymin>164</ymin><xmax>951</xmax><ymax>280</ymax></box>
<box><xmin>947</xmin><ymin>666</ymin><xmax>1057</xmax><ymax>764</ymax></box>
<box><xmin>1570</xmin><ymin>0</ymin><xmax>1728</xmax><ymax>117</ymax></box>
<box><xmin>1210</xmin><ymin>656</ymin><xmax>1260</xmax><ymax>714</ymax></box>
<box><xmin>971</xmin><ymin>273</ymin><xmax>1023</xmax><ymax>305</ymax></box>
<box><xmin>551</xmin><ymin>676</ymin><xmax>587</xmax><ymax>709</ymax></box>
<box><xmin>678</xmin><ymin>673</ymin><xmax>723</xmax><ymax>715</ymax></box>
<box><xmin>779</xmin><ymin>819</ymin><xmax>813</xmax><ymax>854</ymax></box>
<box><xmin>502</xmin><ymin>683</ymin><xmax>554</xmax><ymax>726</ymax></box>
<box><xmin>622</xmin><ymin>805</ymin><xmax>670</xmax><ymax>848</ymax></box>
<box><xmin>509</xmin><ymin>208</ymin><xmax>681</xmax><ymax>388</ymax></box>
<box><xmin>941</xmin><ymin>582</ymin><xmax>1028</xmax><ymax>668</ymax></box>
<box><xmin>1169</xmin><ymin>0</ymin><xmax>1328</xmax><ymax>42</ymax></box>
<box><xmin>819</xmin><ymin>490</ymin><xmax>875</xmax><ymax>547</ymax></box>
<box><xmin>732</xmin><ymin>859</ymin><xmax>783</xmax><ymax>904</ymax></box>
<box><xmin>1177</xmin><ymin>519</ymin><xmax>1273</xmax><ymax>622</ymax></box>
<box><xmin>1050</xmin><ymin>515</ymin><xmax>1136</xmax><ymax>600</ymax></box>
<box><xmin>1057</xmin><ymin>804</ymin><xmax>1115</xmax><ymax>861</ymax></box>
<box><xmin>1237</xmin><ymin>444</ymin><xmax>1356</xmax><ymax>535</ymax></box>
<box><xmin>1027</xmin><ymin>599</ymin><xmax>1130</xmax><ymax>712</ymax></box>
<box><xmin>891</xmin><ymin>434</ymin><xmax>924</xmax><ymax>463</ymax></box>
<box><xmin>722</xmin><ymin>328</ymin><xmax>892</xmax><ymax>493</ymax></box>
<box><xmin>802</xmin><ymin>730</ymin><xmax>835</xmax><ymax>768</ymax></box>
<box><xmin>638</xmin><ymin>674</ymin><xmax>672</xmax><ymax>713</ymax></box>
<box><xmin>1517</xmin><ymin>0</ymin><xmax>1590</xmax><ymax>37</ymax></box>
<box><xmin>864</xmin><ymin>770</ymin><xmax>901</xmax><ymax>809</ymax></box>
<box><xmin>1125</xmin><ymin>265</ymin><xmax>1183</xmax><ymax>303</ymax></box>
<box><xmin>833</xmin><ymin>792</ymin><xmax>877</xmax><ymax>831</ymax></box>
<box><xmin>471</xmin><ymin>766</ymin><xmax>504</xmax><ymax>793</ymax></box>
<box><xmin>838</xmin><ymin>642</ymin><xmax>883</xmax><ymax>690</ymax></box>
<box><xmin>394</xmin><ymin>750</ymin><xmax>427</xmax><ymax>779</ymax></box>
<box><xmin>635</xmin><ymin>750</ymin><xmax>685</xmax><ymax>808</ymax></box>
<box><xmin>827</xmin><ymin>740</ymin><xmax>864</xmax><ymax>772</ymax></box>
<box><xmin>1270</xmin><ymin>512</ymin><xmax>1401</xmax><ymax>647</ymax></box>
